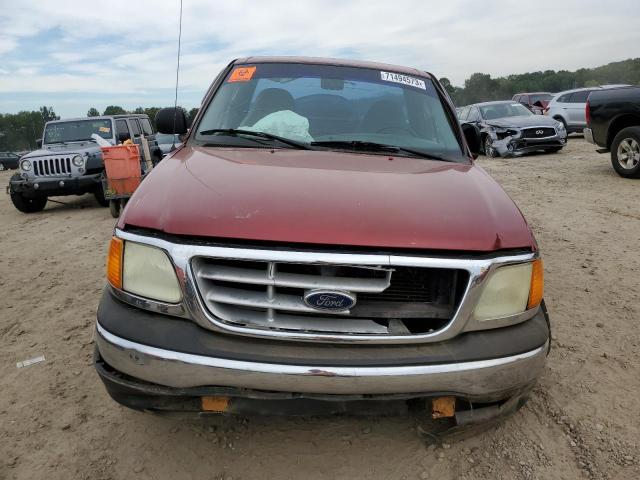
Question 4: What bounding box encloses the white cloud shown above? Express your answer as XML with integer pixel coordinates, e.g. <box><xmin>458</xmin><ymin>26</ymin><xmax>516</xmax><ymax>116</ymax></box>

<box><xmin>0</xmin><ymin>0</ymin><xmax>639</xmax><ymax>116</ymax></box>
<box><xmin>0</xmin><ymin>35</ymin><xmax>17</xmax><ymax>55</ymax></box>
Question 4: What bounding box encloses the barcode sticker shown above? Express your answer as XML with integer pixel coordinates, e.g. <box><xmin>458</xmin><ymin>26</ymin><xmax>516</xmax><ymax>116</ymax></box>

<box><xmin>380</xmin><ymin>71</ymin><xmax>426</xmax><ymax>90</ymax></box>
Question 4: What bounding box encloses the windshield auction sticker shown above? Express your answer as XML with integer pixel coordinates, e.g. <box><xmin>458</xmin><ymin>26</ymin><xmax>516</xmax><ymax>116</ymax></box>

<box><xmin>229</xmin><ymin>66</ymin><xmax>257</xmax><ymax>82</ymax></box>
<box><xmin>380</xmin><ymin>71</ymin><xmax>426</xmax><ymax>90</ymax></box>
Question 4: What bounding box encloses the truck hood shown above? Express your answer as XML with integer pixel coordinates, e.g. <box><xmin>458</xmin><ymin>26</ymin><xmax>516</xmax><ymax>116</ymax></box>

<box><xmin>23</xmin><ymin>141</ymin><xmax>103</xmax><ymax>159</ymax></box>
<box><xmin>486</xmin><ymin>115</ymin><xmax>559</xmax><ymax>129</ymax></box>
<box><xmin>119</xmin><ymin>147</ymin><xmax>535</xmax><ymax>252</ymax></box>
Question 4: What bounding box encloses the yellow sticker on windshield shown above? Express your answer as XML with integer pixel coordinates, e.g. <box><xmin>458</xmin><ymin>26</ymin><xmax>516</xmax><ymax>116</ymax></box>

<box><xmin>99</xmin><ymin>126</ymin><xmax>110</xmax><ymax>133</ymax></box>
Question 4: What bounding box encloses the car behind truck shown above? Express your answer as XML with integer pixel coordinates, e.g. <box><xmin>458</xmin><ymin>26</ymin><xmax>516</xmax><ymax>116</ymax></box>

<box><xmin>95</xmin><ymin>57</ymin><xmax>550</xmax><ymax>433</ymax></box>
<box><xmin>584</xmin><ymin>86</ymin><xmax>640</xmax><ymax>178</ymax></box>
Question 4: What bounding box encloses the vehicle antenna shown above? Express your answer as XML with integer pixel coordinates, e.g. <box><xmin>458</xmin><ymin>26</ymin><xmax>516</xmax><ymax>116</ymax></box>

<box><xmin>171</xmin><ymin>0</ymin><xmax>183</xmax><ymax>150</ymax></box>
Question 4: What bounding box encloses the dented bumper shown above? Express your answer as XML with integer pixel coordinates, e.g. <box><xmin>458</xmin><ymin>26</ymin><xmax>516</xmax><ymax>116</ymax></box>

<box><xmin>486</xmin><ymin>128</ymin><xmax>567</xmax><ymax>157</ymax></box>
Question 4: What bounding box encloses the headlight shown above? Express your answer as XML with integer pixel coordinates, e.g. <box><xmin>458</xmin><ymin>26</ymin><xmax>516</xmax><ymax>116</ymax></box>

<box><xmin>556</xmin><ymin>122</ymin><xmax>566</xmax><ymax>131</ymax></box>
<box><xmin>473</xmin><ymin>259</ymin><xmax>543</xmax><ymax>321</ymax></box>
<box><xmin>72</xmin><ymin>155</ymin><xmax>84</xmax><ymax>167</ymax></box>
<box><xmin>20</xmin><ymin>160</ymin><xmax>32</xmax><ymax>171</ymax></box>
<box><xmin>106</xmin><ymin>238</ymin><xmax>182</xmax><ymax>303</ymax></box>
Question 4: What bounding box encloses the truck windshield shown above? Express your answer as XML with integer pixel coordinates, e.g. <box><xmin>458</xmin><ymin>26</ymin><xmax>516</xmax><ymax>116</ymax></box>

<box><xmin>195</xmin><ymin>63</ymin><xmax>464</xmax><ymax>161</ymax></box>
<box><xmin>44</xmin><ymin>119</ymin><xmax>113</xmax><ymax>144</ymax></box>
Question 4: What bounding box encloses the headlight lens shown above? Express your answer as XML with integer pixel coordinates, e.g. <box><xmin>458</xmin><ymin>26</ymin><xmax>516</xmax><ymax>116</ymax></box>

<box><xmin>473</xmin><ymin>261</ymin><xmax>541</xmax><ymax>321</ymax></box>
<box><xmin>119</xmin><ymin>241</ymin><xmax>182</xmax><ymax>303</ymax></box>
<box><xmin>20</xmin><ymin>160</ymin><xmax>32</xmax><ymax>171</ymax></box>
<box><xmin>72</xmin><ymin>155</ymin><xmax>84</xmax><ymax>167</ymax></box>
<box><xmin>556</xmin><ymin>122</ymin><xmax>566</xmax><ymax>131</ymax></box>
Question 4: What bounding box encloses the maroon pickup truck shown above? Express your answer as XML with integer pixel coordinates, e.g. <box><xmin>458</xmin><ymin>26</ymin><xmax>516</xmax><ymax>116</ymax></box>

<box><xmin>95</xmin><ymin>57</ymin><xmax>549</xmax><ymax>432</ymax></box>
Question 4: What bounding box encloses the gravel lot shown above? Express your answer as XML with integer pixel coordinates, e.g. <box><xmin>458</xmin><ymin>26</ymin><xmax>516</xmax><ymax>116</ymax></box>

<box><xmin>1</xmin><ymin>137</ymin><xmax>638</xmax><ymax>480</ymax></box>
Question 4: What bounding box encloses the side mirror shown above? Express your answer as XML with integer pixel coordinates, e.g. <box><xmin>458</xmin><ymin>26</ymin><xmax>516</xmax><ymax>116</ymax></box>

<box><xmin>36</xmin><ymin>138</ymin><xmax>42</xmax><ymax>149</ymax></box>
<box><xmin>155</xmin><ymin>107</ymin><xmax>188</xmax><ymax>135</ymax></box>
<box><xmin>461</xmin><ymin>123</ymin><xmax>481</xmax><ymax>159</ymax></box>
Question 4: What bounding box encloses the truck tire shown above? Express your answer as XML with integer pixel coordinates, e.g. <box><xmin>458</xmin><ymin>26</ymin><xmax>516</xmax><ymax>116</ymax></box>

<box><xmin>610</xmin><ymin>126</ymin><xmax>640</xmax><ymax>179</ymax></box>
<box><xmin>94</xmin><ymin>185</ymin><xmax>109</xmax><ymax>207</ymax></box>
<box><xmin>109</xmin><ymin>199</ymin><xmax>121</xmax><ymax>218</ymax></box>
<box><xmin>10</xmin><ymin>192</ymin><xmax>47</xmax><ymax>213</ymax></box>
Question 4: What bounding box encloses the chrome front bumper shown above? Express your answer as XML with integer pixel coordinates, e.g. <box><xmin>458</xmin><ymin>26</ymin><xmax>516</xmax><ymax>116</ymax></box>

<box><xmin>95</xmin><ymin>322</ymin><xmax>548</xmax><ymax>398</ymax></box>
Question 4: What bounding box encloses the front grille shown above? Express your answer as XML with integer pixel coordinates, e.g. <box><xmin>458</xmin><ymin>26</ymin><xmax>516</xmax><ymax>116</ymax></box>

<box><xmin>32</xmin><ymin>157</ymin><xmax>72</xmax><ymax>177</ymax></box>
<box><xmin>192</xmin><ymin>258</ymin><xmax>468</xmax><ymax>337</ymax></box>
<box><xmin>521</xmin><ymin>127</ymin><xmax>555</xmax><ymax>139</ymax></box>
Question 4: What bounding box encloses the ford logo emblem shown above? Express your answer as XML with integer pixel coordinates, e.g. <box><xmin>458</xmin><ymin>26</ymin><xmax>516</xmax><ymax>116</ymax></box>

<box><xmin>303</xmin><ymin>290</ymin><xmax>356</xmax><ymax>312</ymax></box>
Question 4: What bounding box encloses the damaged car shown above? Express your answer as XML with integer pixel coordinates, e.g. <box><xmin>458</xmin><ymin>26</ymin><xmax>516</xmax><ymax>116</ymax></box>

<box><xmin>458</xmin><ymin>101</ymin><xmax>567</xmax><ymax>157</ymax></box>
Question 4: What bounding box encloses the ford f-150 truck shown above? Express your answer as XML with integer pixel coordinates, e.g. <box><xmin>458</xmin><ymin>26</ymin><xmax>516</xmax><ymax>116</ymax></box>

<box><xmin>584</xmin><ymin>86</ymin><xmax>640</xmax><ymax>178</ymax></box>
<box><xmin>95</xmin><ymin>57</ymin><xmax>549</xmax><ymax>432</ymax></box>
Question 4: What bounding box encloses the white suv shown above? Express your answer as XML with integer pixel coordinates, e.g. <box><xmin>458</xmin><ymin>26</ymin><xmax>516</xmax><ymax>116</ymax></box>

<box><xmin>545</xmin><ymin>85</ymin><xmax>630</xmax><ymax>133</ymax></box>
<box><xmin>545</xmin><ymin>88</ymin><xmax>597</xmax><ymax>133</ymax></box>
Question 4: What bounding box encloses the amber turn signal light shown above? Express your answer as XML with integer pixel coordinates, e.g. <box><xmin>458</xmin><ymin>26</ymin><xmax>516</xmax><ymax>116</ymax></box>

<box><xmin>107</xmin><ymin>237</ymin><xmax>123</xmax><ymax>289</ymax></box>
<box><xmin>201</xmin><ymin>396</ymin><xmax>230</xmax><ymax>412</ymax></box>
<box><xmin>527</xmin><ymin>258</ymin><xmax>544</xmax><ymax>309</ymax></box>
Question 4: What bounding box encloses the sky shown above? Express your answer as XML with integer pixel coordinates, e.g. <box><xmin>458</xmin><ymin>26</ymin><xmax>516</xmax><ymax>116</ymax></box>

<box><xmin>1</xmin><ymin>0</ymin><xmax>639</xmax><ymax>117</ymax></box>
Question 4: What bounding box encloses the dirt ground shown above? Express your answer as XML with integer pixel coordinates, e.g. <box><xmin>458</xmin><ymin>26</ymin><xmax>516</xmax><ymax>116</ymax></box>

<box><xmin>1</xmin><ymin>137</ymin><xmax>638</xmax><ymax>480</ymax></box>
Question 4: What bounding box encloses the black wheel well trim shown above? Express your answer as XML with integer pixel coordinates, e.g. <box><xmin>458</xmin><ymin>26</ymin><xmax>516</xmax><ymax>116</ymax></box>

<box><xmin>606</xmin><ymin>115</ymin><xmax>640</xmax><ymax>149</ymax></box>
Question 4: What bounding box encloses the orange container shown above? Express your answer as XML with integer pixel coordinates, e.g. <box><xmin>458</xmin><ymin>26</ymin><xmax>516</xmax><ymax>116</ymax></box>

<box><xmin>108</xmin><ymin>177</ymin><xmax>141</xmax><ymax>195</ymax></box>
<box><xmin>102</xmin><ymin>145</ymin><xmax>141</xmax><ymax>195</ymax></box>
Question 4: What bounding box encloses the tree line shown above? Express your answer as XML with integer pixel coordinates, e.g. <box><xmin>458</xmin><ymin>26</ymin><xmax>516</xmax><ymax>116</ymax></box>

<box><xmin>0</xmin><ymin>106</ymin><xmax>199</xmax><ymax>151</ymax></box>
<box><xmin>0</xmin><ymin>107</ymin><xmax>59</xmax><ymax>152</ymax></box>
<box><xmin>440</xmin><ymin>58</ymin><xmax>640</xmax><ymax>106</ymax></box>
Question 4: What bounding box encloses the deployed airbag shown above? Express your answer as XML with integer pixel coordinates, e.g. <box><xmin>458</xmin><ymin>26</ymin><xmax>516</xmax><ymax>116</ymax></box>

<box><xmin>240</xmin><ymin>110</ymin><xmax>314</xmax><ymax>143</ymax></box>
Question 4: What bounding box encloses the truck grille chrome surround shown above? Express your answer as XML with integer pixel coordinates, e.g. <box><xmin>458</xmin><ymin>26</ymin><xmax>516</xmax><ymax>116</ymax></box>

<box><xmin>32</xmin><ymin>156</ymin><xmax>73</xmax><ymax>177</ymax></box>
<box><xmin>113</xmin><ymin>229</ymin><xmax>539</xmax><ymax>344</ymax></box>
<box><xmin>192</xmin><ymin>258</ymin><xmax>466</xmax><ymax>335</ymax></box>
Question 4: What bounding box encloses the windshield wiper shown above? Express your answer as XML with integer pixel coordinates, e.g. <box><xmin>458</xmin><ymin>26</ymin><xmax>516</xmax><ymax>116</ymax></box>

<box><xmin>199</xmin><ymin>129</ymin><xmax>311</xmax><ymax>150</ymax></box>
<box><xmin>310</xmin><ymin>140</ymin><xmax>452</xmax><ymax>162</ymax></box>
